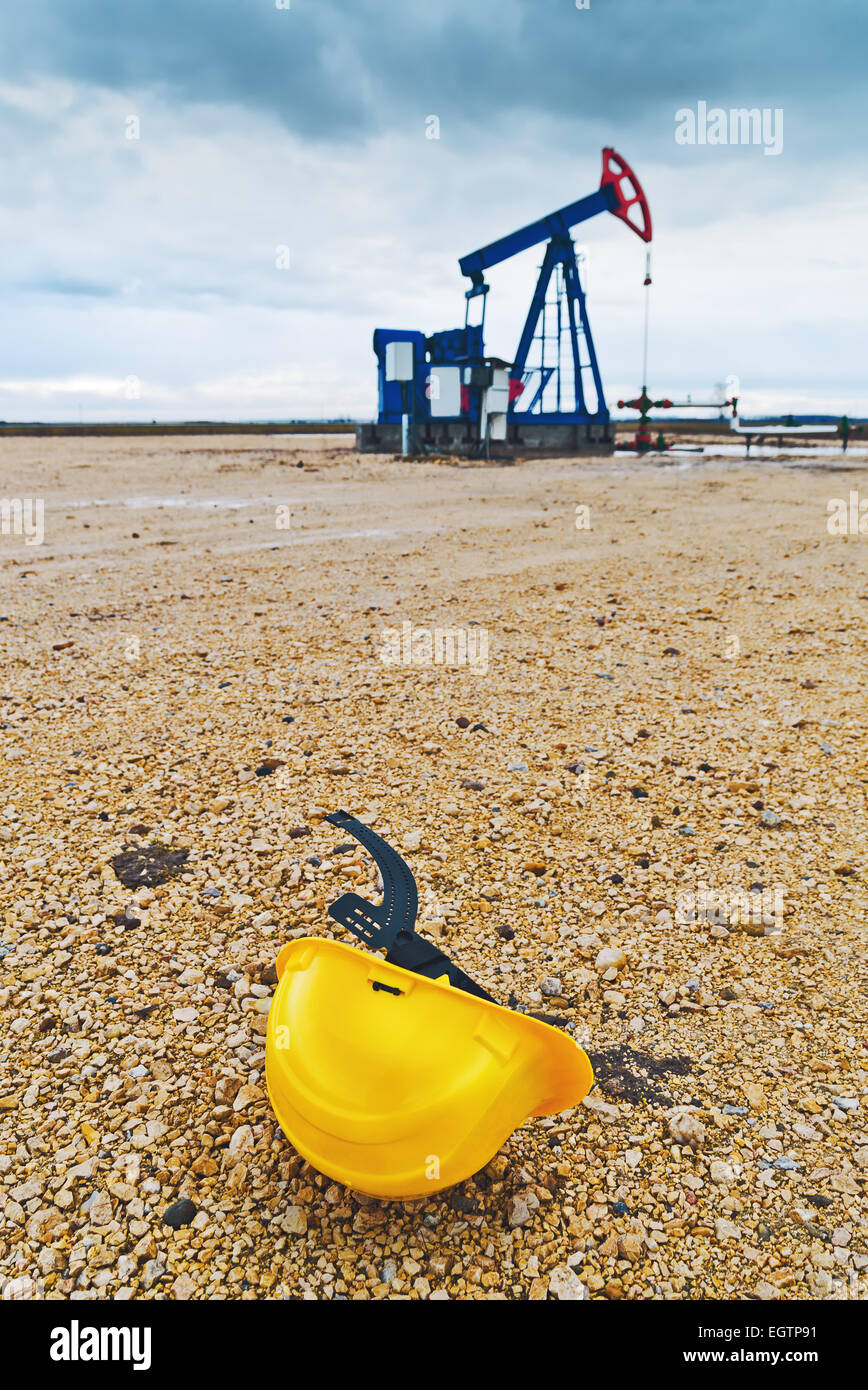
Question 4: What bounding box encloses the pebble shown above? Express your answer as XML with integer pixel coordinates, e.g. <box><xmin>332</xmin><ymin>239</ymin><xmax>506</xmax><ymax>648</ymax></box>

<box><xmin>754</xmin><ymin>1280</ymin><xmax>782</xmax><ymax>1301</ymax></box>
<box><xmin>595</xmin><ymin>947</ymin><xmax>627</xmax><ymax>972</ymax></box>
<box><xmin>743</xmin><ymin>1082</ymin><xmax>765</xmax><ymax>1110</ymax></box>
<box><xmin>138</xmin><ymin>1260</ymin><xmax>163</xmax><ymax>1290</ymax></box>
<box><xmin>548</xmin><ymin>1266</ymin><xmax>589</xmax><ymax>1300</ymax></box>
<box><xmin>715</xmin><ymin>1218</ymin><xmax>742</xmax><ymax>1241</ymax></box>
<box><xmin>162</xmin><ymin>1199</ymin><xmax>198</xmax><ymax>1229</ymax></box>
<box><xmin>228</xmin><ymin>1125</ymin><xmax>254</xmax><ymax>1157</ymax></box>
<box><xmin>233</xmin><ymin>1083</ymin><xmax>263</xmax><ymax>1111</ymax></box>
<box><xmin>506</xmin><ymin>1195</ymin><xmax>533</xmax><ymax>1229</ymax></box>
<box><xmin>619</xmin><ymin>1234</ymin><xmax>643</xmax><ymax>1262</ymax></box>
<box><xmin>668</xmin><ymin>1111</ymin><xmax>706</xmax><ymax>1149</ymax></box>
<box><xmin>282</xmin><ymin>1206</ymin><xmax>308</xmax><ymax>1236</ymax></box>
<box><xmin>86</xmin><ymin>1191</ymin><xmax>114</xmax><ymax>1225</ymax></box>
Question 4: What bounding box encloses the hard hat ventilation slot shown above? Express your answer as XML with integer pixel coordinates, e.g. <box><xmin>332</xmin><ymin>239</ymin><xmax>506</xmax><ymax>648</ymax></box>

<box><xmin>371</xmin><ymin>980</ymin><xmax>404</xmax><ymax>997</ymax></box>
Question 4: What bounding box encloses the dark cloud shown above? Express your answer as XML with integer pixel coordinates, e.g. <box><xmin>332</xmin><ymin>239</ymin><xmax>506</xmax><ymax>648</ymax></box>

<box><xmin>1</xmin><ymin>0</ymin><xmax>865</xmax><ymax>148</ymax></box>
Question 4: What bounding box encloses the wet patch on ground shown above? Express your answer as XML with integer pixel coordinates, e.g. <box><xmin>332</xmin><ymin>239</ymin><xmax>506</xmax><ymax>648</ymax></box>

<box><xmin>588</xmin><ymin>1045</ymin><xmax>694</xmax><ymax>1106</ymax></box>
<box><xmin>110</xmin><ymin>841</ymin><xmax>190</xmax><ymax>888</ymax></box>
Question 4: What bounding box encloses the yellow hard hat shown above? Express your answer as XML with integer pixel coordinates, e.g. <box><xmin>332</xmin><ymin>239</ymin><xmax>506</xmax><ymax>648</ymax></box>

<box><xmin>265</xmin><ymin>812</ymin><xmax>593</xmax><ymax>1199</ymax></box>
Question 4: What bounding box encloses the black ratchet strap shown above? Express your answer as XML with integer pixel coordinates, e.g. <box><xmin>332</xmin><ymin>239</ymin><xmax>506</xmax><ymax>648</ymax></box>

<box><xmin>325</xmin><ymin>809</ymin><xmax>495</xmax><ymax>1003</ymax></box>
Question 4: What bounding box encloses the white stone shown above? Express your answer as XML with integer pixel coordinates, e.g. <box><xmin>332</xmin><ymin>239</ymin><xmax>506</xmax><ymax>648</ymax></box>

<box><xmin>548</xmin><ymin>1265</ymin><xmax>589</xmax><ymax>1300</ymax></box>
<box><xmin>506</xmin><ymin>1194</ymin><xmax>533</xmax><ymax>1228</ymax></box>
<box><xmin>715</xmin><ymin>1218</ymin><xmax>741</xmax><ymax>1241</ymax></box>
<box><xmin>282</xmin><ymin>1205</ymin><xmax>308</xmax><ymax>1235</ymax></box>
<box><xmin>594</xmin><ymin>947</ymin><xmax>626</xmax><ymax>972</ymax></box>
<box><xmin>667</xmin><ymin>1110</ymin><xmax>706</xmax><ymax>1149</ymax></box>
<box><xmin>228</xmin><ymin>1124</ymin><xmax>254</xmax><ymax>1158</ymax></box>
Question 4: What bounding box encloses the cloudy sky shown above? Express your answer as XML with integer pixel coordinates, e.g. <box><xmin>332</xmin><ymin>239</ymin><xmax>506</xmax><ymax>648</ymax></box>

<box><xmin>0</xmin><ymin>0</ymin><xmax>865</xmax><ymax>422</ymax></box>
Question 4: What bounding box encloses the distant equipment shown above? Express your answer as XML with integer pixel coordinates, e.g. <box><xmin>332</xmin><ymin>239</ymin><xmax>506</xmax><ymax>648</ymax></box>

<box><xmin>616</xmin><ymin>388</ymin><xmax>735</xmax><ymax>454</ymax></box>
<box><xmin>358</xmin><ymin>148</ymin><xmax>652</xmax><ymax>457</ymax></box>
<box><xmin>727</xmin><ymin>406</ymin><xmax>862</xmax><ymax>456</ymax></box>
<box><xmin>615</xmin><ymin>394</ymin><xmax>862</xmax><ymax>455</ymax></box>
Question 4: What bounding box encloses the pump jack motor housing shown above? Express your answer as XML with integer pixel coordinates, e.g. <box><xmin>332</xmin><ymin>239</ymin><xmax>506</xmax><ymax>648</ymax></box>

<box><xmin>358</xmin><ymin>146</ymin><xmax>651</xmax><ymax>457</ymax></box>
<box><xmin>265</xmin><ymin>812</ymin><xmax>594</xmax><ymax>1198</ymax></box>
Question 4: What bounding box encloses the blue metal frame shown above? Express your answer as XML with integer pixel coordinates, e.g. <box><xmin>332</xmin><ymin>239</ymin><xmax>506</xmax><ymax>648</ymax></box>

<box><xmin>458</xmin><ymin>183</ymin><xmax>617</xmax><ymax>426</ymax></box>
<box><xmin>508</xmin><ymin>236</ymin><xmax>606</xmax><ymax>421</ymax></box>
<box><xmin>458</xmin><ymin>186</ymin><xmax>614</xmax><ymax>285</ymax></box>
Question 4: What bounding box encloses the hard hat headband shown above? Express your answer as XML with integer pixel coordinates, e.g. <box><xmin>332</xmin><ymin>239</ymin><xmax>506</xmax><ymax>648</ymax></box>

<box><xmin>325</xmin><ymin>810</ymin><xmax>495</xmax><ymax>1003</ymax></box>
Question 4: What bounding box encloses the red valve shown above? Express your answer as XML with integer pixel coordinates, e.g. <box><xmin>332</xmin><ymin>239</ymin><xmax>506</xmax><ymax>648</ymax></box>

<box><xmin>600</xmin><ymin>148</ymin><xmax>652</xmax><ymax>244</ymax></box>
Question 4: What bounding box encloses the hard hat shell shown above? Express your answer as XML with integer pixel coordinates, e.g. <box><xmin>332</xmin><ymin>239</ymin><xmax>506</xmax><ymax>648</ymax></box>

<box><xmin>265</xmin><ymin>937</ymin><xmax>594</xmax><ymax>1199</ymax></box>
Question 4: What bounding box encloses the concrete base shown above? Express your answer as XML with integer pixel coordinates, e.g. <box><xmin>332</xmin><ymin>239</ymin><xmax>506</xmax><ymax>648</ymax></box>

<box><xmin>356</xmin><ymin>419</ymin><xmax>614</xmax><ymax>457</ymax></box>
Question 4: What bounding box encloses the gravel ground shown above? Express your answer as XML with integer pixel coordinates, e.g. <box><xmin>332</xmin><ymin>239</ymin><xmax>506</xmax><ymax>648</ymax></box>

<box><xmin>1</xmin><ymin>434</ymin><xmax>866</xmax><ymax>1300</ymax></box>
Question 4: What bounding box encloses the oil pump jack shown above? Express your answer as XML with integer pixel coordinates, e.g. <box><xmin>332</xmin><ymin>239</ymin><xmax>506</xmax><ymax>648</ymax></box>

<box><xmin>356</xmin><ymin>148</ymin><xmax>652</xmax><ymax>456</ymax></box>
